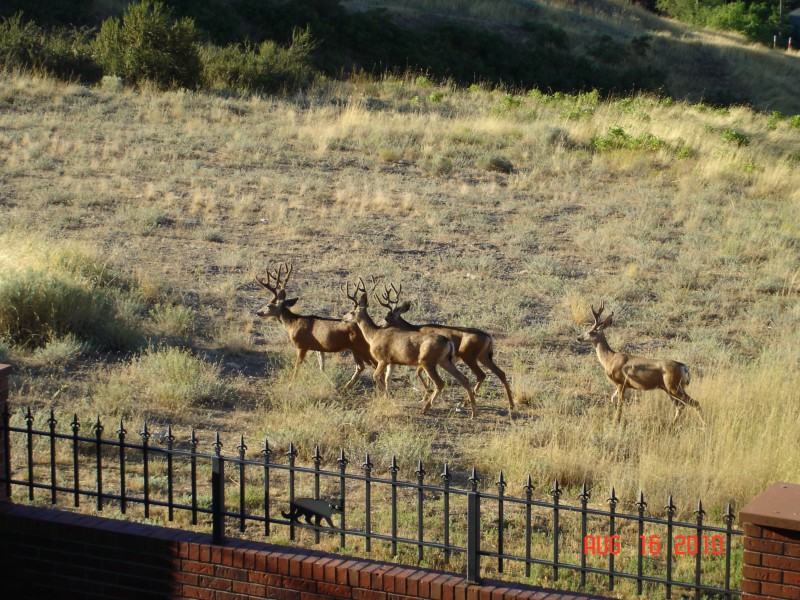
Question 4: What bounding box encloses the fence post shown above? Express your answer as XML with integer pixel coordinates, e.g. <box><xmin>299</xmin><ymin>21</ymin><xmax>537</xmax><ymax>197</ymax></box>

<box><xmin>740</xmin><ymin>482</ymin><xmax>800</xmax><ymax>600</ymax></box>
<box><xmin>212</xmin><ymin>455</ymin><xmax>225</xmax><ymax>544</ymax></box>
<box><xmin>467</xmin><ymin>490</ymin><xmax>481</xmax><ymax>584</ymax></box>
<box><xmin>0</xmin><ymin>364</ymin><xmax>11</xmax><ymax>503</ymax></box>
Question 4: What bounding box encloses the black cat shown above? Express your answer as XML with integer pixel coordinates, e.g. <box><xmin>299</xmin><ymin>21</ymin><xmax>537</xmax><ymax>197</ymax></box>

<box><xmin>281</xmin><ymin>498</ymin><xmax>343</xmax><ymax>528</ymax></box>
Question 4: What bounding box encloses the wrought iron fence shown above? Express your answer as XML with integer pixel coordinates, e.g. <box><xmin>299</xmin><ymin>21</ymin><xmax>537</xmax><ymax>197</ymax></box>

<box><xmin>1</xmin><ymin>406</ymin><xmax>742</xmax><ymax>598</ymax></box>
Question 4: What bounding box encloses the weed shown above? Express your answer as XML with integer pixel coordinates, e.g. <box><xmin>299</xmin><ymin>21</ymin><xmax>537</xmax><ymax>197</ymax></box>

<box><xmin>721</xmin><ymin>128</ymin><xmax>750</xmax><ymax>147</ymax></box>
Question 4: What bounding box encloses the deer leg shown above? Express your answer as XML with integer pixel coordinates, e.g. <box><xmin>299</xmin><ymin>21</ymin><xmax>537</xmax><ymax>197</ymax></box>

<box><xmin>478</xmin><ymin>353</ymin><xmax>514</xmax><ymax>409</ymax></box>
<box><xmin>670</xmin><ymin>389</ymin><xmax>705</xmax><ymax>426</ymax></box>
<box><xmin>414</xmin><ymin>366</ymin><xmax>433</xmax><ymax>393</ymax></box>
<box><xmin>317</xmin><ymin>351</ymin><xmax>325</xmax><ymax>371</ymax></box>
<box><xmin>372</xmin><ymin>362</ymin><xmax>389</xmax><ymax>394</ymax></box>
<box><xmin>420</xmin><ymin>366</ymin><xmax>444</xmax><ymax>415</ymax></box>
<box><xmin>291</xmin><ymin>348</ymin><xmax>308</xmax><ymax>382</ymax></box>
<box><xmin>613</xmin><ymin>382</ymin><xmax>626</xmax><ymax>423</ymax></box>
<box><xmin>462</xmin><ymin>356</ymin><xmax>486</xmax><ymax>394</ymax></box>
<box><xmin>341</xmin><ymin>358</ymin><xmax>365</xmax><ymax>392</ymax></box>
<box><xmin>440</xmin><ymin>358</ymin><xmax>478</xmax><ymax>419</ymax></box>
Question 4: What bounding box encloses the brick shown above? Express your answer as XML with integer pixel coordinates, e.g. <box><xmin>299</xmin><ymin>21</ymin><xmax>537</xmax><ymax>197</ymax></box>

<box><xmin>283</xmin><ymin>575</ymin><xmax>318</xmax><ymax>593</ymax></box>
<box><xmin>479</xmin><ymin>586</ymin><xmax>497</xmax><ymax>600</ymax></box>
<box><xmin>301</xmin><ymin>557</ymin><xmax>316</xmax><ymax>579</ymax></box>
<box><xmin>764</xmin><ymin>554</ymin><xmax>800</xmax><ymax>572</ymax></box>
<box><xmin>743</xmin><ymin>565</ymin><xmax>782</xmax><ymax>583</ymax></box>
<box><xmin>325</xmin><ymin>559</ymin><xmax>344</xmax><ymax>583</ymax></box>
<box><xmin>336</xmin><ymin>560</ymin><xmax>359</xmax><ymax>586</ymax></box>
<box><xmin>786</xmin><ymin>573</ymin><xmax>800</xmax><ymax>587</ymax></box>
<box><xmin>250</xmin><ymin>571</ymin><xmax>282</xmax><ymax>586</ymax></box>
<box><xmin>430</xmin><ymin>574</ymin><xmax>452</xmax><ymax>600</ymax></box>
<box><xmin>302</xmin><ymin>594</ymin><xmax>337</xmax><ymax>600</ymax></box>
<box><xmin>183</xmin><ymin>585</ymin><xmax>215</xmax><ymax>599</ymax></box>
<box><xmin>745</xmin><ymin>537</ymin><xmax>784</xmax><ymax>554</ymax></box>
<box><xmin>371</xmin><ymin>565</ymin><xmax>394</xmax><ymax>589</ymax></box>
<box><xmin>787</xmin><ymin>543</ymin><xmax>800</xmax><ymax>558</ymax></box>
<box><xmin>744</xmin><ymin>550</ymin><xmax>762</xmax><ymax>566</ymax></box>
<box><xmin>453</xmin><ymin>582</ymin><xmax>470</xmax><ymax>600</ymax></box>
<box><xmin>407</xmin><ymin>571</ymin><xmax>426</xmax><ymax>596</ymax></box>
<box><xmin>764</xmin><ymin>528</ymin><xmax>800</xmax><ymax>543</ymax></box>
<box><xmin>382</xmin><ymin>567</ymin><xmax>406</xmax><ymax>593</ymax></box>
<box><xmin>215</xmin><ymin>565</ymin><xmax>248</xmax><ymax>581</ymax></box>
<box><xmin>198</xmin><ymin>574</ymin><xmax>233</xmax><ymax>591</ymax></box>
<box><xmin>352</xmin><ymin>589</ymin><xmax>386</xmax><ymax>600</ymax></box>
<box><xmin>314</xmin><ymin>557</ymin><xmax>333</xmax><ymax>580</ymax></box>
<box><xmin>394</xmin><ymin>568</ymin><xmax>417</xmax><ymax>595</ymax></box>
<box><xmin>264</xmin><ymin>585</ymin><xmax>302</xmax><ymax>600</ymax></box>
<box><xmin>182</xmin><ymin>560</ymin><xmax>214</xmax><ymax>575</ymax></box>
<box><xmin>744</xmin><ymin>523</ymin><xmax>764</xmax><ymax>538</ymax></box>
<box><xmin>359</xmin><ymin>563</ymin><xmax>380</xmax><ymax>588</ymax></box>
<box><xmin>233</xmin><ymin>580</ymin><xmax>268</xmax><ymax>596</ymax></box>
<box><xmin>762</xmin><ymin>582</ymin><xmax>800</xmax><ymax>600</ymax></box>
<box><xmin>491</xmin><ymin>587</ymin><xmax>513</xmax><ymax>600</ymax></box>
<box><xmin>318</xmin><ymin>582</ymin><xmax>353</xmax><ymax>598</ymax></box>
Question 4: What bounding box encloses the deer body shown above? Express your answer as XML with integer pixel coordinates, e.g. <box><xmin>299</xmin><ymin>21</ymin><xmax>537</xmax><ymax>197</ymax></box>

<box><xmin>255</xmin><ymin>263</ymin><xmax>375</xmax><ymax>391</ymax></box>
<box><xmin>578</xmin><ymin>303</ymin><xmax>703</xmax><ymax>425</ymax></box>
<box><xmin>391</xmin><ymin>315</ymin><xmax>513</xmax><ymax>409</ymax></box>
<box><xmin>343</xmin><ymin>282</ymin><xmax>478</xmax><ymax>418</ymax></box>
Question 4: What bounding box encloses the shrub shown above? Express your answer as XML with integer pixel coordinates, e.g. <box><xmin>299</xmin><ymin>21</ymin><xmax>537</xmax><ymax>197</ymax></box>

<box><xmin>97</xmin><ymin>346</ymin><xmax>230</xmax><ymax>417</ymax></box>
<box><xmin>0</xmin><ymin>269</ymin><xmax>140</xmax><ymax>350</ymax></box>
<box><xmin>479</xmin><ymin>155</ymin><xmax>514</xmax><ymax>173</ymax></box>
<box><xmin>199</xmin><ymin>27</ymin><xmax>317</xmax><ymax>93</ymax></box>
<box><xmin>92</xmin><ymin>0</ymin><xmax>201</xmax><ymax>89</ymax></box>
<box><xmin>591</xmin><ymin>126</ymin><xmax>667</xmax><ymax>152</ymax></box>
<box><xmin>0</xmin><ymin>12</ymin><xmax>41</xmax><ymax>72</ymax></box>
<box><xmin>721</xmin><ymin>128</ymin><xmax>750</xmax><ymax>147</ymax></box>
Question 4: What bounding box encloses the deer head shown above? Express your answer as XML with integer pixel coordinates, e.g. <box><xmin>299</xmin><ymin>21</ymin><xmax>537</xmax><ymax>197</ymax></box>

<box><xmin>376</xmin><ymin>282</ymin><xmax>412</xmax><ymax>326</ymax></box>
<box><xmin>577</xmin><ymin>301</ymin><xmax>614</xmax><ymax>343</ymax></box>
<box><xmin>341</xmin><ymin>277</ymin><xmax>377</xmax><ymax>323</ymax></box>
<box><xmin>255</xmin><ymin>262</ymin><xmax>297</xmax><ymax>319</ymax></box>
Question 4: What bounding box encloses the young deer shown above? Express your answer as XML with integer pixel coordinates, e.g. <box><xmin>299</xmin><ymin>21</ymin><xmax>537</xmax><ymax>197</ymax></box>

<box><xmin>342</xmin><ymin>279</ymin><xmax>478</xmax><ymax>418</ymax></box>
<box><xmin>377</xmin><ymin>283</ymin><xmax>514</xmax><ymax>410</ymax></box>
<box><xmin>254</xmin><ymin>263</ymin><xmax>375</xmax><ymax>391</ymax></box>
<box><xmin>577</xmin><ymin>302</ymin><xmax>704</xmax><ymax>425</ymax></box>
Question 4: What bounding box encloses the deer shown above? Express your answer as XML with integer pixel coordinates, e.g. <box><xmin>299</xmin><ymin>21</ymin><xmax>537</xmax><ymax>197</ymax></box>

<box><xmin>577</xmin><ymin>302</ymin><xmax>704</xmax><ymax>425</ymax></box>
<box><xmin>342</xmin><ymin>278</ymin><xmax>479</xmax><ymax>418</ymax></box>
<box><xmin>376</xmin><ymin>283</ymin><xmax>514</xmax><ymax>410</ymax></box>
<box><xmin>254</xmin><ymin>263</ymin><xmax>376</xmax><ymax>391</ymax></box>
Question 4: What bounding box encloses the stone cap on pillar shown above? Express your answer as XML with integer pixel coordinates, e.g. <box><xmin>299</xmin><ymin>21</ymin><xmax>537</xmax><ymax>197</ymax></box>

<box><xmin>741</xmin><ymin>482</ymin><xmax>800</xmax><ymax>532</ymax></box>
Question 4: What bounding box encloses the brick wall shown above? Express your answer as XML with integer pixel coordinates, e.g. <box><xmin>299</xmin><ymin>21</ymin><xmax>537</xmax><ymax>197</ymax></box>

<box><xmin>741</xmin><ymin>483</ymin><xmax>800</xmax><ymax>600</ymax></box>
<box><xmin>0</xmin><ymin>503</ymin><xmax>605</xmax><ymax>600</ymax></box>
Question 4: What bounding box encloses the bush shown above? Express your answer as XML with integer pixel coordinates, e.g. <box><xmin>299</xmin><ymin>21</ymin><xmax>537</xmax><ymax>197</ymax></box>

<box><xmin>92</xmin><ymin>0</ymin><xmax>201</xmax><ymax>89</ymax></box>
<box><xmin>0</xmin><ymin>12</ymin><xmax>43</xmax><ymax>72</ymax></box>
<box><xmin>97</xmin><ymin>346</ymin><xmax>231</xmax><ymax>417</ymax></box>
<box><xmin>200</xmin><ymin>27</ymin><xmax>317</xmax><ymax>94</ymax></box>
<box><xmin>0</xmin><ymin>13</ymin><xmax>100</xmax><ymax>82</ymax></box>
<box><xmin>0</xmin><ymin>269</ymin><xmax>141</xmax><ymax>350</ymax></box>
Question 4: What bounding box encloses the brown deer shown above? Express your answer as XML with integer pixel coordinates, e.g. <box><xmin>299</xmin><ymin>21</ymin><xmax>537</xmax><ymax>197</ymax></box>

<box><xmin>377</xmin><ymin>283</ymin><xmax>514</xmax><ymax>410</ymax></box>
<box><xmin>577</xmin><ymin>302</ymin><xmax>704</xmax><ymax>425</ymax></box>
<box><xmin>342</xmin><ymin>278</ymin><xmax>479</xmax><ymax>418</ymax></box>
<box><xmin>254</xmin><ymin>263</ymin><xmax>375</xmax><ymax>391</ymax></box>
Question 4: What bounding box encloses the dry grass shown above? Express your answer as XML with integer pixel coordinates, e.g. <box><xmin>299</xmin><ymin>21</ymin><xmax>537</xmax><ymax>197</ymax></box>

<box><xmin>1</xmin><ymin>70</ymin><xmax>798</xmax><ymax>595</ymax></box>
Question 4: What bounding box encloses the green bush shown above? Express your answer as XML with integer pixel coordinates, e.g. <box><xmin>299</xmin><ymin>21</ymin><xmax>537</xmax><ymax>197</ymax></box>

<box><xmin>0</xmin><ymin>14</ymin><xmax>100</xmax><ymax>82</ymax></box>
<box><xmin>0</xmin><ymin>269</ymin><xmax>141</xmax><ymax>350</ymax></box>
<box><xmin>0</xmin><ymin>12</ymin><xmax>43</xmax><ymax>72</ymax></box>
<box><xmin>721</xmin><ymin>128</ymin><xmax>750</xmax><ymax>147</ymax></box>
<box><xmin>199</xmin><ymin>27</ymin><xmax>317</xmax><ymax>94</ymax></box>
<box><xmin>92</xmin><ymin>0</ymin><xmax>201</xmax><ymax>89</ymax></box>
<box><xmin>591</xmin><ymin>126</ymin><xmax>667</xmax><ymax>152</ymax></box>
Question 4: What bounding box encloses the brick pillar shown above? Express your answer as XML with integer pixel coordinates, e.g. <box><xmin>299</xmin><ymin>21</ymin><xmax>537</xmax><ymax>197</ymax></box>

<box><xmin>0</xmin><ymin>364</ymin><xmax>11</xmax><ymax>503</ymax></box>
<box><xmin>741</xmin><ymin>483</ymin><xmax>800</xmax><ymax>600</ymax></box>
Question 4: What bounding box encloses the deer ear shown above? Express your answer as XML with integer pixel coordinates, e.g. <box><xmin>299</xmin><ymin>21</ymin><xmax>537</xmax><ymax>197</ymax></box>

<box><xmin>278</xmin><ymin>289</ymin><xmax>287</xmax><ymax>301</ymax></box>
<box><xmin>358</xmin><ymin>293</ymin><xmax>368</xmax><ymax>306</ymax></box>
<box><xmin>397</xmin><ymin>301</ymin><xmax>411</xmax><ymax>314</ymax></box>
<box><xmin>284</xmin><ymin>297</ymin><xmax>299</xmax><ymax>307</ymax></box>
<box><xmin>601</xmin><ymin>314</ymin><xmax>613</xmax><ymax>329</ymax></box>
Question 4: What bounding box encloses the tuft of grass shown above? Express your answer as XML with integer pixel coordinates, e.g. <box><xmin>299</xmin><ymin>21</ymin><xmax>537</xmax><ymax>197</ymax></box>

<box><xmin>94</xmin><ymin>346</ymin><xmax>231</xmax><ymax>418</ymax></box>
<box><xmin>31</xmin><ymin>334</ymin><xmax>88</xmax><ymax>367</ymax></box>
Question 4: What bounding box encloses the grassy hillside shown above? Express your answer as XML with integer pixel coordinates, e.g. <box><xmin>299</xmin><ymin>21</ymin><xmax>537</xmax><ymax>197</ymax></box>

<box><xmin>1</xmin><ymin>68</ymin><xmax>798</xmax><ymax>594</ymax></box>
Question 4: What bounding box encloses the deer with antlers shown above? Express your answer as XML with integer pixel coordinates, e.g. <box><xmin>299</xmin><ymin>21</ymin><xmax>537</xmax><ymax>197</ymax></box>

<box><xmin>254</xmin><ymin>263</ymin><xmax>375</xmax><ymax>391</ymax></box>
<box><xmin>342</xmin><ymin>278</ymin><xmax>479</xmax><ymax>418</ymax></box>
<box><xmin>577</xmin><ymin>302</ymin><xmax>704</xmax><ymax>425</ymax></box>
<box><xmin>376</xmin><ymin>283</ymin><xmax>514</xmax><ymax>410</ymax></box>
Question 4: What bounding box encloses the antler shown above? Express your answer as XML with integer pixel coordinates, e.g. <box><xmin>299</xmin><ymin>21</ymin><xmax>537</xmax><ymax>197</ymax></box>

<box><xmin>375</xmin><ymin>283</ymin><xmax>402</xmax><ymax>310</ymax></box>
<box><xmin>256</xmin><ymin>262</ymin><xmax>293</xmax><ymax>301</ymax></box>
<box><xmin>590</xmin><ymin>301</ymin><xmax>605</xmax><ymax>327</ymax></box>
<box><xmin>342</xmin><ymin>279</ymin><xmax>365</xmax><ymax>305</ymax></box>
